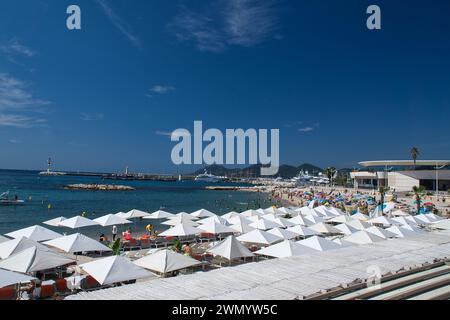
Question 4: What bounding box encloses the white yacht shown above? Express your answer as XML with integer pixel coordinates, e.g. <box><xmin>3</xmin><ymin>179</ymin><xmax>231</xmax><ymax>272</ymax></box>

<box><xmin>194</xmin><ymin>170</ymin><xmax>226</xmax><ymax>183</ymax></box>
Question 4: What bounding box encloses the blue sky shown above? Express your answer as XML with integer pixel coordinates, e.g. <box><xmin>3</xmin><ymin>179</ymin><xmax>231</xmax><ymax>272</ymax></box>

<box><xmin>0</xmin><ymin>0</ymin><xmax>449</xmax><ymax>173</ymax></box>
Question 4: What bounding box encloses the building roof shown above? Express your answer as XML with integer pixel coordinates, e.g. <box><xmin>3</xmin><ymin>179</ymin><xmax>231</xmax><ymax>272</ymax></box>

<box><xmin>359</xmin><ymin>160</ymin><xmax>450</xmax><ymax>167</ymax></box>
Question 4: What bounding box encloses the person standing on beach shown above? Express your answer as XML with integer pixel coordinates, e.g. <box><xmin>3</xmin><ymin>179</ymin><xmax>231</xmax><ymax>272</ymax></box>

<box><xmin>112</xmin><ymin>225</ymin><xmax>118</xmax><ymax>241</ymax></box>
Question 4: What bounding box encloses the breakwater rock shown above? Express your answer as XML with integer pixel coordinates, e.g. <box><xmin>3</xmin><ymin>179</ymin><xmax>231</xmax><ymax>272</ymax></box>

<box><xmin>64</xmin><ymin>184</ymin><xmax>135</xmax><ymax>191</ymax></box>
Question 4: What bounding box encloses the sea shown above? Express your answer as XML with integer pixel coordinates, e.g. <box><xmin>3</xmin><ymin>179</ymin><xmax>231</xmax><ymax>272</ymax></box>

<box><xmin>0</xmin><ymin>170</ymin><xmax>276</xmax><ymax>237</ymax></box>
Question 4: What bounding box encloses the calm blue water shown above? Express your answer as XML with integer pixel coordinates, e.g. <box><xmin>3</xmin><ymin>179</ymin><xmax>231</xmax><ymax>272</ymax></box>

<box><xmin>0</xmin><ymin>170</ymin><xmax>276</xmax><ymax>237</ymax></box>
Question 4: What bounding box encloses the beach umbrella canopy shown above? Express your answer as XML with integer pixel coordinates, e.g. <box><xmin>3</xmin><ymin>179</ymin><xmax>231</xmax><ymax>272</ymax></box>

<box><xmin>328</xmin><ymin>215</ymin><xmax>356</xmax><ymax>224</ymax></box>
<box><xmin>392</xmin><ymin>216</ymin><xmax>417</xmax><ymax>227</ymax></box>
<box><xmin>0</xmin><ymin>236</ymin><xmax>52</xmax><ymax>259</ymax></box>
<box><xmin>249</xmin><ymin>219</ymin><xmax>282</xmax><ymax>230</ymax></box>
<box><xmin>400</xmin><ymin>223</ymin><xmax>424</xmax><ymax>233</ymax></box>
<box><xmin>58</xmin><ymin>216</ymin><xmax>99</xmax><ymax>229</ymax></box>
<box><xmin>297</xmin><ymin>207</ymin><xmax>319</xmax><ymax>217</ymax></box>
<box><xmin>198</xmin><ymin>222</ymin><xmax>236</xmax><ymax>235</ymax></box>
<box><xmin>240</xmin><ymin>209</ymin><xmax>262</xmax><ymax>217</ymax></box>
<box><xmin>0</xmin><ymin>269</ymin><xmax>36</xmax><ymax>288</ymax></box>
<box><xmin>134</xmin><ymin>249</ymin><xmax>201</xmax><ymax>274</ymax></box>
<box><xmin>237</xmin><ymin>229</ymin><xmax>282</xmax><ymax>245</ymax></box>
<box><xmin>229</xmin><ymin>223</ymin><xmax>255</xmax><ymax>234</ymax></box>
<box><xmin>161</xmin><ymin>216</ymin><xmax>199</xmax><ymax>226</ymax></box>
<box><xmin>176</xmin><ymin>212</ymin><xmax>197</xmax><ymax>219</ymax></box>
<box><xmin>351</xmin><ymin>212</ymin><xmax>370</xmax><ymax>221</ymax></box>
<box><xmin>287</xmin><ymin>215</ymin><xmax>308</xmax><ymax>226</ymax></box>
<box><xmin>267</xmin><ymin>228</ymin><xmax>299</xmax><ymax>240</ymax></box>
<box><xmin>365</xmin><ymin>226</ymin><xmax>397</xmax><ymax>239</ymax></box>
<box><xmin>0</xmin><ymin>246</ymin><xmax>74</xmax><ymax>273</ymax></box>
<box><xmin>207</xmin><ymin>235</ymin><xmax>254</xmax><ymax>260</ymax></box>
<box><xmin>190</xmin><ymin>209</ymin><xmax>216</xmax><ymax>218</ymax></box>
<box><xmin>255</xmin><ymin>240</ymin><xmax>317</xmax><ymax>258</ymax></box>
<box><xmin>43</xmin><ymin>233</ymin><xmax>112</xmax><ymax>253</ymax></box>
<box><xmin>303</xmin><ymin>215</ymin><xmax>325</xmax><ymax>225</ymax></box>
<box><xmin>413</xmin><ymin>215</ymin><xmax>432</xmax><ymax>224</ymax></box>
<box><xmin>333</xmin><ymin>238</ymin><xmax>354</xmax><ymax>248</ymax></box>
<box><xmin>159</xmin><ymin>223</ymin><xmax>201</xmax><ymax>237</ymax></box>
<box><xmin>429</xmin><ymin>219</ymin><xmax>450</xmax><ymax>230</ymax></box>
<box><xmin>425</xmin><ymin>213</ymin><xmax>444</xmax><ymax>222</ymax></box>
<box><xmin>386</xmin><ymin>226</ymin><xmax>420</xmax><ymax>238</ymax></box>
<box><xmin>221</xmin><ymin>211</ymin><xmax>240</xmax><ymax>220</ymax></box>
<box><xmin>245</xmin><ymin>215</ymin><xmax>261</xmax><ymax>223</ymax></box>
<box><xmin>272</xmin><ymin>218</ymin><xmax>296</xmax><ymax>228</ymax></box>
<box><xmin>226</xmin><ymin>215</ymin><xmax>253</xmax><ymax>225</ymax></box>
<box><xmin>263</xmin><ymin>207</ymin><xmax>285</xmax><ymax>216</ymax></box>
<box><xmin>43</xmin><ymin>216</ymin><xmax>67</xmax><ymax>227</ymax></box>
<box><xmin>0</xmin><ymin>235</ymin><xmax>10</xmax><ymax>244</ymax></box>
<box><xmin>93</xmin><ymin>214</ymin><xmax>132</xmax><ymax>227</ymax></box>
<box><xmin>334</xmin><ymin>223</ymin><xmax>360</xmax><ymax>236</ymax></box>
<box><xmin>122</xmin><ymin>209</ymin><xmax>151</xmax><ymax>219</ymax></box>
<box><xmin>296</xmin><ymin>236</ymin><xmax>341</xmax><ymax>252</ymax></box>
<box><xmin>143</xmin><ymin>210</ymin><xmax>175</xmax><ymax>220</ymax></box>
<box><xmin>80</xmin><ymin>256</ymin><xmax>154</xmax><ymax>285</ymax></box>
<box><xmin>276</xmin><ymin>207</ymin><xmax>297</xmax><ymax>216</ymax></box>
<box><xmin>391</xmin><ymin>210</ymin><xmax>410</xmax><ymax>217</ymax></box>
<box><xmin>327</xmin><ymin>207</ymin><xmax>347</xmax><ymax>216</ymax></box>
<box><xmin>368</xmin><ymin>216</ymin><xmax>401</xmax><ymax>227</ymax></box>
<box><xmin>343</xmin><ymin>231</ymin><xmax>385</xmax><ymax>245</ymax></box>
<box><xmin>197</xmin><ymin>215</ymin><xmax>229</xmax><ymax>225</ymax></box>
<box><xmin>5</xmin><ymin>225</ymin><xmax>62</xmax><ymax>242</ymax></box>
<box><xmin>114</xmin><ymin>212</ymin><xmax>127</xmax><ymax>218</ymax></box>
<box><xmin>346</xmin><ymin>220</ymin><xmax>372</xmax><ymax>231</ymax></box>
<box><xmin>308</xmin><ymin>223</ymin><xmax>342</xmax><ymax>235</ymax></box>
<box><xmin>286</xmin><ymin>225</ymin><xmax>318</xmax><ymax>237</ymax></box>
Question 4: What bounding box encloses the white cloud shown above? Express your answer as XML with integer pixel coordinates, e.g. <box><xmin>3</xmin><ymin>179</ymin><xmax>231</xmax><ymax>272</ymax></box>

<box><xmin>80</xmin><ymin>112</ymin><xmax>105</xmax><ymax>121</ymax></box>
<box><xmin>95</xmin><ymin>0</ymin><xmax>142</xmax><ymax>49</ymax></box>
<box><xmin>150</xmin><ymin>85</ymin><xmax>175</xmax><ymax>94</ymax></box>
<box><xmin>8</xmin><ymin>138</ymin><xmax>21</xmax><ymax>144</ymax></box>
<box><xmin>298</xmin><ymin>127</ymin><xmax>314</xmax><ymax>133</ymax></box>
<box><xmin>0</xmin><ymin>114</ymin><xmax>47</xmax><ymax>128</ymax></box>
<box><xmin>0</xmin><ymin>39</ymin><xmax>35</xmax><ymax>58</ymax></box>
<box><xmin>170</xmin><ymin>0</ymin><xmax>281</xmax><ymax>53</ymax></box>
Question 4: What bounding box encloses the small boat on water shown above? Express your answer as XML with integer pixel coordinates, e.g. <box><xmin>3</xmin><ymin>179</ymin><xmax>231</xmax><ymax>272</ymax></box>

<box><xmin>0</xmin><ymin>191</ymin><xmax>25</xmax><ymax>206</ymax></box>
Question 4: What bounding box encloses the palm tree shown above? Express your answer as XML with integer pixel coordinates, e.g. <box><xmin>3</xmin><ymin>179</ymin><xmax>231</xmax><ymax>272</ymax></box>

<box><xmin>412</xmin><ymin>186</ymin><xmax>426</xmax><ymax>215</ymax></box>
<box><xmin>410</xmin><ymin>147</ymin><xmax>420</xmax><ymax>169</ymax></box>
<box><xmin>378</xmin><ymin>186</ymin><xmax>390</xmax><ymax>215</ymax></box>
<box><xmin>325</xmin><ymin>167</ymin><xmax>337</xmax><ymax>187</ymax></box>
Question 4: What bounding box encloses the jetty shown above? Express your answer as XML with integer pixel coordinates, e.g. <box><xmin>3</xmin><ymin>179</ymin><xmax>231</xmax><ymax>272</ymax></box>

<box><xmin>63</xmin><ymin>184</ymin><xmax>135</xmax><ymax>191</ymax></box>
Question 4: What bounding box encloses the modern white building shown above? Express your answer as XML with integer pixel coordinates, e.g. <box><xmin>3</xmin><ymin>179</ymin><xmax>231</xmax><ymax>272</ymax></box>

<box><xmin>350</xmin><ymin>160</ymin><xmax>450</xmax><ymax>192</ymax></box>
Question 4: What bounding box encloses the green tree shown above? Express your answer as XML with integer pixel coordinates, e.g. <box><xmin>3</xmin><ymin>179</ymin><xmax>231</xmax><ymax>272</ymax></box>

<box><xmin>110</xmin><ymin>238</ymin><xmax>121</xmax><ymax>255</ymax></box>
<box><xmin>412</xmin><ymin>185</ymin><xmax>426</xmax><ymax>215</ymax></box>
<box><xmin>410</xmin><ymin>147</ymin><xmax>420</xmax><ymax>169</ymax></box>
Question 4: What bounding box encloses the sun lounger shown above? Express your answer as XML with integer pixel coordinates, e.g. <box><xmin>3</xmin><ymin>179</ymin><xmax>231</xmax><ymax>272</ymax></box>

<box><xmin>40</xmin><ymin>280</ymin><xmax>56</xmax><ymax>299</ymax></box>
<box><xmin>0</xmin><ymin>287</ymin><xmax>15</xmax><ymax>300</ymax></box>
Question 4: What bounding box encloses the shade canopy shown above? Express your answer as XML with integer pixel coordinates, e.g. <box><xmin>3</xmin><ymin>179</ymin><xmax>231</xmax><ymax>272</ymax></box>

<box><xmin>308</xmin><ymin>223</ymin><xmax>342</xmax><ymax>235</ymax></box>
<box><xmin>198</xmin><ymin>222</ymin><xmax>235</xmax><ymax>235</ymax></box>
<box><xmin>386</xmin><ymin>226</ymin><xmax>419</xmax><ymax>238</ymax></box>
<box><xmin>240</xmin><ymin>209</ymin><xmax>262</xmax><ymax>217</ymax></box>
<box><xmin>288</xmin><ymin>215</ymin><xmax>308</xmax><ymax>226</ymax></box>
<box><xmin>0</xmin><ymin>246</ymin><xmax>74</xmax><ymax>273</ymax></box>
<box><xmin>43</xmin><ymin>233</ymin><xmax>112</xmax><ymax>253</ymax></box>
<box><xmin>334</xmin><ymin>223</ymin><xmax>359</xmax><ymax>236</ymax></box>
<box><xmin>143</xmin><ymin>210</ymin><xmax>175</xmax><ymax>220</ymax></box>
<box><xmin>346</xmin><ymin>220</ymin><xmax>372</xmax><ymax>231</ymax></box>
<box><xmin>226</xmin><ymin>215</ymin><xmax>253</xmax><ymax>225</ymax></box>
<box><xmin>255</xmin><ymin>240</ymin><xmax>317</xmax><ymax>258</ymax></box>
<box><xmin>365</xmin><ymin>226</ymin><xmax>397</xmax><ymax>239</ymax></box>
<box><xmin>0</xmin><ymin>235</ymin><xmax>10</xmax><ymax>244</ymax></box>
<box><xmin>351</xmin><ymin>212</ymin><xmax>370</xmax><ymax>221</ymax></box>
<box><xmin>121</xmin><ymin>209</ymin><xmax>151</xmax><ymax>219</ymax></box>
<box><xmin>303</xmin><ymin>215</ymin><xmax>325</xmax><ymax>225</ymax></box>
<box><xmin>80</xmin><ymin>256</ymin><xmax>154</xmax><ymax>285</ymax></box>
<box><xmin>93</xmin><ymin>214</ymin><xmax>132</xmax><ymax>227</ymax></box>
<box><xmin>425</xmin><ymin>213</ymin><xmax>444</xmax><ymax>222</ymax></box>
<box><xmin>161</xmin><ymin>215</ymin><xmax>198</xmax><ymax>226</ymax></box>
<box><xmin>229</xmin><ymin>223</ymin><xmax>255</xmax><ymax>234</ymax></box>
<box><xmin>5</xmin><ymin>225</ymin><xmax>62</xmax><ymax>242</ymax></box>
<box><xmin>190</xmin><ymin>209</ymin><xmax>216</xmax><ymax>218</ymax></box>
<box><xmin>391</xmin><ymin>210</ymin><xmax>409</xmax><ymax>217</ymax></box>
<box><xmin>0</xmin><ymin>236</ymin><xmax>52</xmax><ymax>259</ymax></box>
<box><xmin>134</xmin><ymin>249</ymin><xmax>201</xmax><ymax>273</ymax></box>
<box><xmin>343</xmin><ymin>231</ymin><xmax>385</xmax><ymax>245</ymax></box>
<box><xmin>0</xmin><ymin>269</ymin><xmax>36</xmax><ymax>288</ymax></box>
<box><xmin>328</xmin><ymin>215</ymin><xmax>356</xmax><ymax>224</ymax></box>
<box><xmin>58</xmin><ymin>216</ymin><xmax>99</xmax><ymax>229</ymax></box>
<box><xmin>237</xmin><ymin>229</ymin><xmax>282</xmax><ymax>245</ymax></box>
<box><xmin>368</xmin><ymin>216</ymin><xmax>400</xmax><ymax>227</ymax></box>
<box><xmin>43</xmin><ymin>216</ymin><xmax>67</xmax><ymax>227</ymax></box>
<box><xmin>296</xmin><ymin>236</ymin><xmax>341</xmax><ymax>251</ymax></box>
<box><xmin>197</xmin><ymin>215</ymin><xmax>228</xmax><ymax>225</ymax></box>
<box><xmin>286</xmin><ymin>225</ymin><xmax>318</xmax><ymax>237</ymax></box>
<box><xmin>207</xmin><ymin>235</ymin><xmax>254</xmax><ymax>260</ymax></box>
<box><xmin>413</xmin><ymin>215</ymin><xmax>432</xmax><ymax>224</ymax></box>
<box><xmin>249</xmin><ymin>219</ymin><xmax>282</xmax><ymax>231</ymax></box>
<box><xmin>221</xmin><ymin>211</ymin><xmax>240</xmax><ymax>220</ymax></box>
<box><xmin>392</xmin><ymin>217</ymin><xmax>417</xmax><ymax>226</ymax></box>
<box><xmin>159</xmin><ymin>223</ymin><xmax>201</xmax><ymax>237</ymax></box>
<box><xmin>267</xmin><ymin>228</ymin><xmax>299</xmax><ymax>240</ymax></box>
<box><xmin>430</xmin><ymin>219</ymin><xmax>450</xmax><ymax>230</ymax></box>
